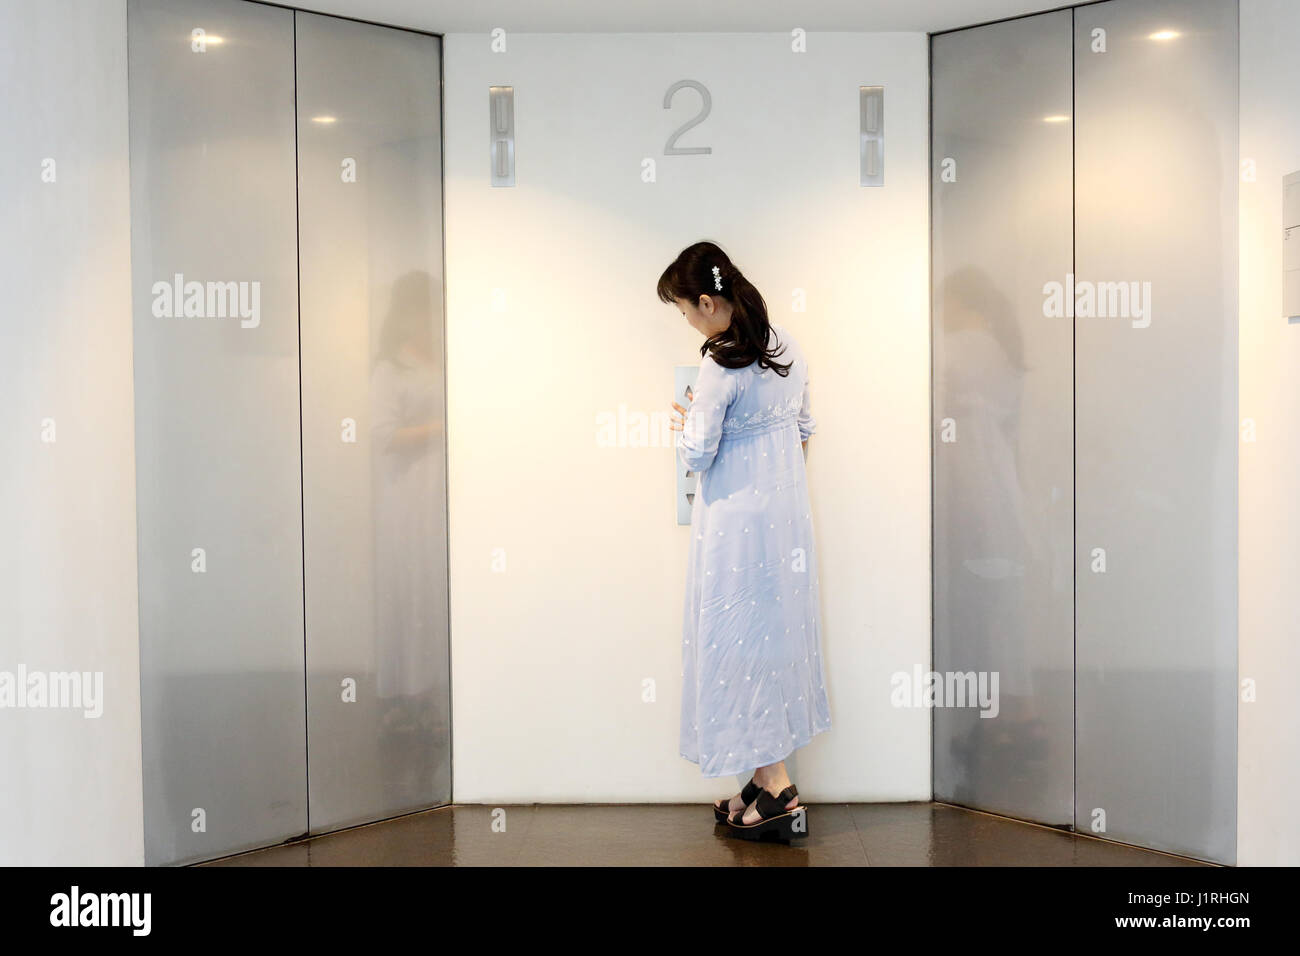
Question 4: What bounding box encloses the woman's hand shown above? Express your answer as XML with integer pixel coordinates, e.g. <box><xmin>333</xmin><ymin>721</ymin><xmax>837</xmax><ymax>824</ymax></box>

<box><xmin>670</xmin><ymin>389</ymin><xmax>694</xmax><ymax>432</ymax></box>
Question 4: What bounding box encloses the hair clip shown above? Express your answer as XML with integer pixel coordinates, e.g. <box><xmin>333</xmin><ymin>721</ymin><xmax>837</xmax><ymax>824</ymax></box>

<box><xmin>712</xmin><ymin>266</ymin><xmax>722</xmax><ymax>291</ymax></box>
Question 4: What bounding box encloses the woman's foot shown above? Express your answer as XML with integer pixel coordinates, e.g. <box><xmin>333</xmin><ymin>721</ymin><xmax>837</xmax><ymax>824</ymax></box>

<box><xmin>713</xmin><ymin>777</ymin><xmax>762</xmax><ymax>823</ymax></box>
<box><xmin>714</xmin><ymin>791</ymin><xmax>746</xmax><ymax>816</ymax></box>
<box><xmin>731</xmin><ymin>763</ymin><xmax>798</xmax><ymax>825</ymax></box>
<box><xmin>726</xmin><ymin>783</ymin><xmax>808</xmax><ymax>842</ymax></box>
<box><xmin>733</xmin><ymin>784</ymin><xmax>800</xmax><ymax>825</ymax></box>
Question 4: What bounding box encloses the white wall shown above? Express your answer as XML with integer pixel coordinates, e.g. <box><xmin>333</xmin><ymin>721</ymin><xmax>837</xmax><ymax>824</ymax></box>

<box><xmin>443</xmin><ymin>31</ymin><xmax>932</xmax><ymax>803</ymax></box>
<box><xmin>1238</xmin><ymin>0</ymin><xmax>1300</xmax><ymax>867</ymax></box>
<box><xmin>0</xmin><ymin>0</ymin><xmax>143</xmax><ymax>865</ymax></box>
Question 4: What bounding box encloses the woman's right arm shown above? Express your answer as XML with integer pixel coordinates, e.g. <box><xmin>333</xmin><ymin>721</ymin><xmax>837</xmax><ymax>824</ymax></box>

<box><xmin>797</xmin><ymin>363</ymin><xmax>816</xmax><ymax>454</ymax></box>
<box><xmin>676</xmin><ymin>355</ymin><xmax>736</xmax><ymax>474</ymax></box>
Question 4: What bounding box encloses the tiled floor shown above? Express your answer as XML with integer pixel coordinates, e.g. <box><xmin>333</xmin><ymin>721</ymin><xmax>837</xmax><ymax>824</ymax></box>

<box><xmin>202</xmin><ymin>801</ymin><xmax>1210</xmax><ymax>866</ymax></box>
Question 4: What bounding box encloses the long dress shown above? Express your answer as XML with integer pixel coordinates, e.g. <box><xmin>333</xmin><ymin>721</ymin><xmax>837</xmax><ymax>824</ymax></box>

<box><xmin>370</xmin><ymin>353</ymin><xmax>447</xmax><ymax>703</ymax></box>
<box><xmin>677</xmin><ymin>325</ymin><xmax>832</xmax><ymax>778</ymax></box>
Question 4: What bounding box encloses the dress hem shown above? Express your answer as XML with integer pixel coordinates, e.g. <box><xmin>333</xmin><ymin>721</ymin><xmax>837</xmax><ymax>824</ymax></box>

<box><xmin>679</xmin><ymin>722</ymin><xmax>832</xmax><ymax>779</ymax></box>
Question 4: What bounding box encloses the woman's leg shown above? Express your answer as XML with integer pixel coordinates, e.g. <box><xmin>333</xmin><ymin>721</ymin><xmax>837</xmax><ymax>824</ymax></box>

<box><xmin>738</xmin><ymin>760</ymin><xmax>799</xmax><ymax>824</ymax></box>
<box><xmin>755</xmin><ymin>760</ymin><xmax>794</xmax><ymax>794</ymax></box>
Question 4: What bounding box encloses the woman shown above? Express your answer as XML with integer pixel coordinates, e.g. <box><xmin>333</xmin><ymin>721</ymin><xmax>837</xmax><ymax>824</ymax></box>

<box><xmin>660</xmin><ymin>241</ymin><xmax>831</xmax><ymax>842</ymax></box>
<box><xmin>369</xmin><ymin>270</ymin><xmax>448</xmax><ymax>797</ymax></box>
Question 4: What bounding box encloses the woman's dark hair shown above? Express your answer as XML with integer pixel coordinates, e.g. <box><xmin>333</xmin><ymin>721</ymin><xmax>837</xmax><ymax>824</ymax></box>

<box><xmin>941</xmin><ymin>265</ymin><xmax>1026</xmax><ymax>372</ymax></box>
<box><xmin>656</xmin><ymin>241</ymin><xmax>791</xmax><ymax>375</ymax></box>
<box><xmin>375</xmin><ymin>269</ymin><xmax>436</xmax><ymax>366</ymax></box>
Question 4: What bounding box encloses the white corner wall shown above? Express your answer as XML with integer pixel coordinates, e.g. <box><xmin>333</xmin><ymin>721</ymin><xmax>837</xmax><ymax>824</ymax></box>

<box><xmin>1238</xmin><ymin>0</ymin><xmax>1300</xmax><ymax>868</ymax></box>
<box><xmin>443</xmin><ymin>32</ymin><xmax>932</xmax><ymax>803</ymax></box>
<box><xmin>0</xmin><ymin>0</ymin><xmax>144</xmax><ymax>865</ymax></box>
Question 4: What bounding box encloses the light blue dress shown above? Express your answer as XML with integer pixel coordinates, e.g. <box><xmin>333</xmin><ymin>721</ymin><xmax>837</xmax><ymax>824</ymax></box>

<box><xmin>677</xmin><ymin>325</ymin><xmax>832</xmax><ymax>778</ymax></box>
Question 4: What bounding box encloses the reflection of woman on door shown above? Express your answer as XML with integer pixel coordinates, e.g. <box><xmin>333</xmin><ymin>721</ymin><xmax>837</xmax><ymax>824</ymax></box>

<box><xmin>939</xmin><ymin>266</ymin><xmax>1047</xmax><ymax>777</ymax></box>
<box><xmin>370</xmin><ymin>270</ymin><xmax>446</xmax><ymax>744</ymax></box>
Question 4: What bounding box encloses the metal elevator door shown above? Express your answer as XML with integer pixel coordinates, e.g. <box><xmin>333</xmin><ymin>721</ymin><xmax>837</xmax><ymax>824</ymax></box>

<box><xmin>130</xmin><ymin>0</ymin><xmax>307</xmax><ymax>866</ymax></box>
<box><xmin>931</xmin><ymin>0</ymin><xmax>1238</xmax><ymax>864</ymax></box>
<box><xmin>295</xmin><ymin>10</ymin><xmax>451</xmax><ymax>835</ymax></box>
<box><xmin>1072</xmin><ymin>0</ymin><xmax>1238</xmax><ymax>864</ymax></box>
<box><xmin>931</xmin><ymin>10</ymin><xmax>1076</xmax><ymax>828</ymax></box>
<box><xmin>130</xmin><ymin>0</ymin><xmax>450</xmax><ymax>865</ymax></box>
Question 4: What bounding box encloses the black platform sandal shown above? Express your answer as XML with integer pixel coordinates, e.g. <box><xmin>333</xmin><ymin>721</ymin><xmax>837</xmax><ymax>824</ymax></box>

<box><xmin>726</xmin><ymin>785</ymin><xmax>808</xmax><ymax>842</ymax></box>
<box><xmin>713</xmin><ymin>777</ymin><xmax>763</xmax><ymax>824</ymax></box>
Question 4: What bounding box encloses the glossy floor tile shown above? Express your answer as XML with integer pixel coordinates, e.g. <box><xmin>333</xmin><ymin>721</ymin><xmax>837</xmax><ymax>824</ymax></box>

<box><xmin>200</xmin><ymin>801</ymin><xmax>1210</xmax><ymax>867</ymax></box>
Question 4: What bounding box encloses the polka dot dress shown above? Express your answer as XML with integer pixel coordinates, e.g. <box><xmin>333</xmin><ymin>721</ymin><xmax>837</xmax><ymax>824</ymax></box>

<box><xmin>677</xmin><ymin>326</ymin><xmax>831</xmax><ymax>778</ymax></box>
